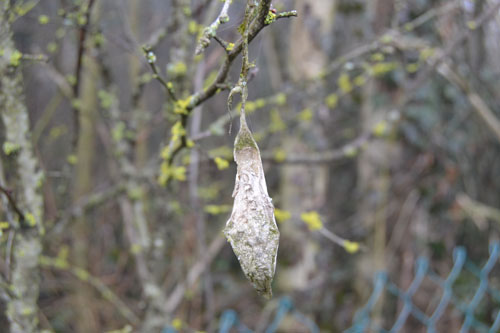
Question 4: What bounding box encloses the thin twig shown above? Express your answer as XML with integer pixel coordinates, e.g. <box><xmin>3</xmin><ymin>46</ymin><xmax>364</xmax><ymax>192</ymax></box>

<box><xmin>72</xmin><ymin>0</ymin><xmax>97</xmax><ymax>148</ymax></box>
<box><xmin>318</xmin><ymin>228</ymin><xmax>367</xmax><ymax>252</ymax></box>
<box><xmin>163</xmin><ymin>0</ymin><xmax>297</xmax><ymax>174</ymax></box>
<box><xmin>195</xmin><ymin>0</ymin><xmax>232</xmax><ymax>55</ymax></box>
<box><xmin>456</xmin><ymin>193</ymin><xmax>500</xmax><ymax>225</ymax></box>
<box><xmin>437</xmin><ymin>62</ymin><xmax>500</xmax><ymax>143</ymax></box>
<box><xmin>164</xmin><ymin>234</ymin><xmax>226</xmax><ymax>313</ymax></box>
<box><xmin>0</xmin><ymin>185</ymin><xmax>25</xmax><ymax>222</ymax></box>
<box><xmin>142</xmin><ymin>46</ymin><xmax>178</xmax><ymax>101</ymax></box>
<box><xmin>400</xmin><ymin>0</ymin><xmax>500</xmax><ymax>105</ymax></box>
<box><xmin>40</xmin><ymin>256</ymin><xmax>140</xmax><ymax>325</ymax></box>
<box><xmin>403</xmin><ymin>1</ymin><xmax>460</xmax><ymax>31</ymax></box>
<box><xmin>49</xmin><ymin>184</ymin><xmax>126</xmax><ymax>236</ymax></box>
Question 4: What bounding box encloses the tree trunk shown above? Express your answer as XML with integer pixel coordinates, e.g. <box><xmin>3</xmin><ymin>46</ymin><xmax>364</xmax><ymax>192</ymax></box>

<box><xmin>0</xmin><ymin>4</ymin><xmax>44</xmax><ymax>332</ymax></box>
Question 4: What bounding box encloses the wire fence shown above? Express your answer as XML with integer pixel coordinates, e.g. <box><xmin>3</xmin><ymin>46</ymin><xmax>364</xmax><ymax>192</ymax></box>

<box><xmin>347</xmin><ymin>242</ymin><xmax>500</xmax><ymax>333</ymax></box>
<box><xmin>162</xmin><ymin>242</ymin><xmax>500</xmax><ymax>333</ymax></box>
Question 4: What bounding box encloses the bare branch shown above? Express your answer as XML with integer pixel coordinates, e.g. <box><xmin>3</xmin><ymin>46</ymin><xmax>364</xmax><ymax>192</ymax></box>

<box><xmin>195</xmin><ymin>0</ymin><xmax>232</xmax><ymax>55</ymax></box>
<box><xmin>437</xmin><ymin>62</ymin><xmax>500</xmax><ymax>143</ymax></box>
<box><xmin>164</xmin><ymin>234</ymin><xmax>226</xmax><ymax>313</ymax></box>
<box><xmin>40</xmin><ymin>256</ymin><xmax>140</xmax><ymax>325</ymax></box>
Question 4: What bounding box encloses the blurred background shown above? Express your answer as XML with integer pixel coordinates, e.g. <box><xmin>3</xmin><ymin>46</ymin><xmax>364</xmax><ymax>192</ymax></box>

<box><xmin>1</xmin><ymin>0</ymin><xmax>500</xmax><ymax>332</ymax></box>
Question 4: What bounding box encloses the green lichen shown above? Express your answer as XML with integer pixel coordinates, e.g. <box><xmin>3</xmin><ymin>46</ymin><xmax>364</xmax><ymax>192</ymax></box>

<box><xmin>234</xmin><ymin>126</ymin><xmax>257</xmax><ymax>151</ymax></box>
<box><xmin>3</xmin><ymin>141</ymin><xmax>21</xmax><ymax>155</ymax></box>
<box><xmin>264</xmin><ymin>11</ymin><xmax>276</xmax><ymax>25</ymax></box>
<box><xmin>24</xmin><ymin>213</ymin><xmax>37</xmax><ymax>227</ymax></box>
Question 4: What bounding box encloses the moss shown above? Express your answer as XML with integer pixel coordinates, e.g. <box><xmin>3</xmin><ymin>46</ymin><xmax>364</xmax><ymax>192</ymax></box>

<box><xmin>234</xmin><ymin>126</ymin><xmax>258</xmax><ymax>151</ymax></box>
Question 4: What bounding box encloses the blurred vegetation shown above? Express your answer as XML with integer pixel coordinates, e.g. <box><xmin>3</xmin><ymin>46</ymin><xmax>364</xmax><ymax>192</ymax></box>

<box><xmin>1</xmin><ymin>0</ymin><xmax>500</xmax><ymax>332</ymax></box>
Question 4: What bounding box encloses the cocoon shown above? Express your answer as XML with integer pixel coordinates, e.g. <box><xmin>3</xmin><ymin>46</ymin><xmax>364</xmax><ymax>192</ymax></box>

<box><xmin>224</xmin><ymin>115</ymin><xmax>280</xmax><ymax>298</ymax></box>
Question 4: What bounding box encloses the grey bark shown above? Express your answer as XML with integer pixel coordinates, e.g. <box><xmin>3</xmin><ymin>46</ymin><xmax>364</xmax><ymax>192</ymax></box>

<box><xmin>0</xmin><ymin>3</ymin><xmax>44</xmax><ymax>332</ymax></box>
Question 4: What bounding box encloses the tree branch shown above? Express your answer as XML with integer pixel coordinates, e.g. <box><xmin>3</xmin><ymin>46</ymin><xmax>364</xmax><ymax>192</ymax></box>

<box><xmin>72</xmin><ymin>0</ymin><xmax>97</xmax><ymax>148</ymax></box>
<box><xmin>164</xmin><ymin>234</ymin><xmax>226</xmax><ymax>313</ymax></box>
<box><xmin>164</xmin><ymin>0</ymin><xmax>296</xmax><ymax>173</ymax></box>
<box><xmin>0</xmin><ymin>185</ymin><xmax>25</xmax><ymax>223</ymax></box>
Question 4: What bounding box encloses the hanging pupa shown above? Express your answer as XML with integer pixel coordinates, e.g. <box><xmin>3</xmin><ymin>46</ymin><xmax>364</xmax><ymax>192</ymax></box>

<box><xmin>224</xmin><ymin>111</ymin><xmax>280</xmax><ymax>299</ymax></box>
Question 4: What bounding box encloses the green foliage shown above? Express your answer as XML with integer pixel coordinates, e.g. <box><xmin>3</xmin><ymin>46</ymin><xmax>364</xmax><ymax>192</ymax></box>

<box><xmin>325</xmin><ymin>93</ymin><xmax>338</xmax><ymax>109</ymax></box>
<box><xmin>198</xmin><ymin>184</ymin><xmax>221</xmax><ymax>201</ymax></box>
<box><xmin>343</xmin><ymin>145</ymin><xmax>358</xmax><ymax>157</ymax></box>
<box><xmin>182</xmin><ymin>6</ymin><xmax>192</xmax><ymax>17</ymax></box>
<box><xmin>214</xmin><ymin>157</ymin><xmax>230</xmax><ymax>170</ymax></box>
<box><xmin>93</xmin><ymin>33</ymin><xmax>105</xmax><ymax>47</ymax></box>
<box><xmin>372</xmin><ymin>120</ymin><xmax>389</xmax><ymax>137</ymax></box>
<box><xmin>269</xmin><ymin>109</ymin><xmax>285</xmax><ymax>133</ymax></box>
<box><xmin>298</xmin><ymin>108</ymin><xmax>313</xmax><ymax>122</ymax></box>
<box><xmin>204</xmin><ymin>204</ymin><xmax>231</xmax><ymax>215</ymax></box>
<box><xmin>343</xmin><ymin>240</ymin><xmax>360</xmax><ymax>253</ymax></box>
<box><xmin>9</xmin><ymin>1</ymin><xmax>38</xmax><ymax>21</ymax></box>
<box><xmin>338</xmin><ymin>73</ymin><xmax>353</xmax><ymax>94</ymax></box>
<box><xmin>130</xmin><ymin>243</ymin><xmax>142</xmax><ymax>254</ymax></box>
<box><xmin>38</xmin><ymin>15</ymin><xmax>50</xmax><ymax>25</ymax></box>
<box><xmin>419</xmin><ymin>47</ymin><xmax>435</xmax><ymax>61</ymax></box>
<box><xmin>168</xmin><ymin>61</ymin><xmax>188</xmax><ymax>77</ymax></box>
<box><xmin>0</xmin><ymin>222</ymin><xmax>9</xmax><ymax>236</ymax></box>
<box><xmin>208</xmin><ymin>146</ymin><xmax>233</xmax><ymax>159</ymax></box>
<box><xmin>274</xmin><ymin>208</ymin><xmax>291</xmax><ymax>223</ymax></box>
<box><xmin>370</xmin><ymin>62</ymin><xmax>397</xmax><ymax>76</ymax></box>
<box><xmin>370</xmin><ymin>53</ymin><xmax>385</xmax><ymax>61</ymax></box>
<box><xmin>25</xmin><ymin>213</ymin><xmax>37</xmax><ymax>227</ymax></box>
<box><xmin>9</xmin><ymin>50</ymin><xmax>22</xmax><ymax>67</ymax></box>
<box><xmin>273</xmin><ymin>148</ymin><xmax>286</xmax><ymax>162</ymax></box>
<box><xmin>66</xmin><ymin>154</ymin><xmax>78</xmax><ymax>165</ymax></box>
<box><xmin>46</xmin><ymin>42</ymin><xmax>58</xmax><ymax>53</ymax></box>
<box><xmin>406</xmin><ymin>63</ymin><xmax>419</xmax><ymax>73</ymax></box>
<box><xmin>73</xmin><ymin>267</ymin><xmax>90</xmax><ymax>281</ymax></box>
<box><xmin>173</xmin><ymin>97</ymin><xmax>191</xmax><ymax>115</ymax></box>
<box><xmin>127</xmin><ymin>187</ymin><xmax>144</xmax><ymax>200</ymax></box>
<box><xmin>66</xmin><ymin>74</ymin><xmax>77</xmax><ymax>86</ymax></box>
<box><xmin>112</xmin><ymin>122</ymin><xmax>126</xmax><ymax>142</ymax></box>
<box><xmin>274</xmin><ymin>93</ymin><xmax>287</xmax><ymax>106</ymax></box>
<box><xmin>188</xmin><ymin>20</ymin><xmax>202</xmax><ymax>35</ymax></box>
<box><xmin>354</xmin><ymin>75</ymin><xmax>367</xmax><ymax>87</ymax></box>
<box><xmin>301</xmin><ymin>211</ymin><xmax>323</xmax><ymax>231</ymax></box>
<box><xmin>171</xmin><ymin>318</ymin><xmax>183</xmax><ymax>330</ymax></box>
<box><xmin>158</xmin><ymin>163</ymin><xmax>186</xmax><ymax>185</ymax></box>
<box><xmin>98</xmin><ymin>90</ymin><xmax>113</xmax><ymax>109</ymax></box>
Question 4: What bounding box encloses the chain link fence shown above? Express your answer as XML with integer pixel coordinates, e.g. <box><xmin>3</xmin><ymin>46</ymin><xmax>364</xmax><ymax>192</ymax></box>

<box><xmin>163</xmin><ymin>242</ymin><xmax>500</xmax><ymax>332</ymax></box>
